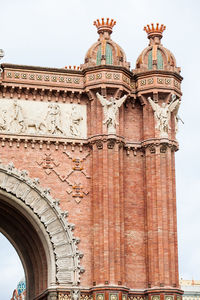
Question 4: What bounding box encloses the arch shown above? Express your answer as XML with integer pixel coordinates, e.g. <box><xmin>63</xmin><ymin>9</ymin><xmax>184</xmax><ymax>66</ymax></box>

<box><xmin>0</xmin><ymin>162</ymin><xmax>84</xmax><ymax>299</ymax></box>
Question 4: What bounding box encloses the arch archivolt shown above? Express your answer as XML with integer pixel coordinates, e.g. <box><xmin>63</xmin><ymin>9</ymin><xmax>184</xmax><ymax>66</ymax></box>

<box><xmin>0</xmin><ymin>162</ymin><xmax>84</xmax><ymax>287</ymax></box>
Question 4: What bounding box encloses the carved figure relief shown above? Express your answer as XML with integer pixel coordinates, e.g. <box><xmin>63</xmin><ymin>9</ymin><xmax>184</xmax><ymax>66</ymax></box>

<box><xmin>148</xmin><ymin>94</ymin><xmax>181</xmax><ymax>137</ymax></box>
<box><xmin>69</xmin><ymin>105</ymin><xmax>83</xmax><ymax>137</ymax></box>
<box><xmin>45</xmin><ymin>103</ymin><xmax>63</xmax><ymax>135</ymax></box>
<box><xmin>96</xmin><ymin>92</ymin><xmax>127</xmax><ymax>134</ymax></box>
<box><xmin>0</xmin><ymin>99</ymin><xmax>87</xmax><ymax>138</ymax></box>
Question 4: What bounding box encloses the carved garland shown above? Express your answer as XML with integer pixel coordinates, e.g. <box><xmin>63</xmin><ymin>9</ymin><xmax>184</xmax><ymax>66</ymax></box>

<box><xmin>0</xmin><ymin>162</ymin><xmax>84</xmax><ymax>285</ymax></box>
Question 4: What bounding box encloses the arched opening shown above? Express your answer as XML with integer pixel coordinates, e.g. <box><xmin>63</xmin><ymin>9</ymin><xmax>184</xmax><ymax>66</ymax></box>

<box><xmin>0</xmin><ymin>191</ymin><xmax>48</xmax><ymax>299</ymax></box>
<box><xmin>0</xmin><ymin>163</ymin><xmax>83</xmax><ymax>299</ymax></box>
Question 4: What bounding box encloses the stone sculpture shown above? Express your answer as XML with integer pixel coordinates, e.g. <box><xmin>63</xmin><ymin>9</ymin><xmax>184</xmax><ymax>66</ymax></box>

<box><xmin>69</xmin><ymin>105</ymin><xmax>83</xmax><ymax>137</ymax></box>
<box><xmin>96</xmin><ymin>92</ymin><xmax>127</xmax><ymax>134</ymax></box>
<box><xmin>0</xmin><ymin>99</ymin><xmax>86</xmax><ymax>137</ymax></box>
<box><xmin>148</xmin><ymin>94</ymin><xmax>181</xmax><ymax>137</ymax></box>
<box><xmin>45</xmin><ymin>103</ymin><xmax>63</xmax><ymax>134</ymax></box>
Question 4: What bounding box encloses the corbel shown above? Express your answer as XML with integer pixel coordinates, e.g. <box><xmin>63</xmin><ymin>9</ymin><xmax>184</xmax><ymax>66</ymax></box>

<box><xmin>126</xmin><ymin>146</ymin><xmax>130</xmax><ymax>155</ymax></box>
<box><xmin>48</xmin><ymin>89</ymin><xmax>52</xmax><ymax>101</ymax></box>
<box><xmin>70</xmin><ymin>91</ymin><xmax>75</xmax><ymax>103</ymax></box>
<box><xmin>101</xmin><ymin>86</ymin><xmax>106</xmax><ymax>98</ymax></box>
<box><xmin>54</xmin><ymin>89</ymin><xmax>60</xmax><ymax>102</ymax></box>
<box><xmin>86</xmin><ymin>89</ymin><xmax>95</xmax><ymax>101</ymax></box>
<box><xmin>77</xmin><ymin>92</ymin><xmax>82</xmax><ymax>104</ymax></box>
<box><xmin>62</xmin><ymin>90</ymin><xmax>67</xmax><ymax>103</ymax></box>
<box><xmin>166</xmin><ymin>93</ymin><xmax>172</xmax><ymax>104</ymax></box>
<box><xmin>2</xmin><ymin>85</ymin><xmax>7</xmax><ymax>98</ymax></box>
<box><xmin>9</xmin><ymin>86</ymin><xmax>15</xmax><ymax>99</ymax></box>
<box><xmin>55</xmin><ymin>140</ymin><xmax>59</xmax><ymax>150</ymax></box>
<box><xmin>79</xmin><ymin>143</ymin><xmax>83</xmax><ymax>152</ymax></box>
<box><xmin>46</xmin><ymin>140</ymin><xmax>51</xmax><ymax>150</ymax></box>
<box><xmin>114</xmin><ymin>88</ymin><xmax>122</xmax><ymax>99</ymax></box>
<box><xmin>71</xmin><ymin>142</ymin><xmax>75</xmax><ymax>152</ymax></box>
<box><xmin>137</xmin><ymin>94</ymin><xmax>146</xmax><ymax>106</ymax></box>
<box><xmin>17</xmin><ymin>86</ymin><xmax>22</xmax><ymax>99</ymax></box>
<box><xmin>25</xmin><ymin>87</ymin><xmax>30</xmax><ymax>100</ymax></box>
<box><xmin>24</xmin><ymin>139</ymin><xmax>28</xmax><ymax>148</ymax></box>
<box><xmin>153</xmin><ymin>92</ymin><xmax>158</xmax><ymax>103</ymax></box>
<box><xmin>31</xmin><ymin>139</ymin><xmax>35</xmax><ymax>149</ymax></box>
<box><xmin>16</xmin><ymin>139</ymin><xmax>20</xmax><ymax>148</ymax></box>
<box><xmin>33</xmin><ymin>88</ymin><xmax>38</xmax><ymax>100</ymax></box>
<box><xmin>1</xmin><ymin>137</ymin><xmax>6</xmax><ymax>147</ymax></box>
<box><xmin>39</xmin><ymin>88</ymin><xmax>45</xmax><ymax>101</ymax></box>
<box><xmin>39</xmin><ymin>140</ymin><xmax>43</xmax><ymax>149</ymax></box>
<box><xmin>9</xmin><ymin>138</ymin><xmax>13</xmax><ymax>147</ymax></box>
<box><xmin>130</xmin><ymin>95</ymin><xmax>136</xmax><ymax>109</ymax></box>
<box><xmin>63</xmin><ymin>141</ymin><xmax>68</xmax><ymax>150</ymax></box>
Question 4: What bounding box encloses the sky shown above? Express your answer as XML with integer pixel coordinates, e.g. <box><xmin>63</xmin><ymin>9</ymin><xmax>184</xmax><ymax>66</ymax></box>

<box><xmin>0</xmin><ymin>0</ymin><xmax>200</xmax><ymax>298</ymax></box>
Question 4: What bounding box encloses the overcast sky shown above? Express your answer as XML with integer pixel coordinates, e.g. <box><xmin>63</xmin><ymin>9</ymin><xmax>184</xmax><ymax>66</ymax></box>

<box><xmin>0</xmin><ymin>0</ymin><xmax>200</xmax><ymax>298</ymax></box>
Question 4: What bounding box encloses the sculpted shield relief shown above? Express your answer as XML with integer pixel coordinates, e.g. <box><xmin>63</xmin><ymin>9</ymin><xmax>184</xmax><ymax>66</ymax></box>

<box><xmin>0</xmin><ymin>98</ymin><xmax>87</xmax><ymax>138</ymax></box>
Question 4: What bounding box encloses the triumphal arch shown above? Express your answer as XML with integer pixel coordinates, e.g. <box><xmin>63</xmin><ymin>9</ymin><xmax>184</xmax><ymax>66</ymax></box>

<box><xmin>0</xmin><ymin>19</ymin><xmax>183</xmax><ymax>300</ymax></box>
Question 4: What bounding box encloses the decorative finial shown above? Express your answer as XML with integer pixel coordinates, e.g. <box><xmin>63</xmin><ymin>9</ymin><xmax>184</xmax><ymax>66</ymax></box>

<box><xmin>93</xmin><ymin>18</ymin><xmax>116</xmax><ymax>35</ymax></box>
<box><xmin>144</xmin><ymin>23</ymin><xmax>166</xmax><ymax>40</ymax></box>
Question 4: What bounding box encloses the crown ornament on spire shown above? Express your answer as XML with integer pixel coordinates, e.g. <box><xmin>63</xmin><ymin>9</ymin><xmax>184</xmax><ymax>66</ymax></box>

<box><xmin>94</xmin><ymin>18</ymin><xmax>116</xmax><ymax>35</ymax></box>
<box><xmin>144</xmin><ymin>23</ymin><xmax>166</xmax><ymax>40</ymax></box>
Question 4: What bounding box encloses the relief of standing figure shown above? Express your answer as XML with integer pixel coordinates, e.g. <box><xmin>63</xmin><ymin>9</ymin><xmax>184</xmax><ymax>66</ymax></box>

<box><xmin>10</xmin><ymin>100</ymin><xmax>26</xmax><ymax>133</ymax></box>
<box><xmin>69</xmin><ymin>105</ymin><xmax>83</xmax><ymax>137</ymax></box>
<box><xmin>96</xmin><ymin>92</ymin><xmax>127</xmax><ymax>134</ymax></box>
<box><xmin>45</xmin><ymin>103</ymin><xmax>63</xmax><ymax>135</ymax></box>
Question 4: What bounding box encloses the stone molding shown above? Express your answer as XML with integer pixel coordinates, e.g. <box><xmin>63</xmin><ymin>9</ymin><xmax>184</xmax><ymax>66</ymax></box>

<box><xmin>0</xmin><ymin>134</ymin><xmax>179</xmax><ymax>154</ymax></box>
<box><xmin>0</xmin><ymin>162</ymin><xmax>84</xmax><ymax>285</ymax></box>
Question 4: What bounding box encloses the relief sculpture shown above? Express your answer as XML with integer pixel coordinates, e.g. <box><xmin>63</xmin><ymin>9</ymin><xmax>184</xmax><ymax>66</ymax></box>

<box><xmin>148</xmin><ymin>94</ymin><xmax>181</xmax><ymax>137</ymax></box>
<box><xmin>0</xmin><ymin>99</ymin><xmax>87</xmax><ymax>138</ymax></box>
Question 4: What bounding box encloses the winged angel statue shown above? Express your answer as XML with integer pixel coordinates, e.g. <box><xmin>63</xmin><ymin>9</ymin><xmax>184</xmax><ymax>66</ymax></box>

<box><xmin>96</xmin><ymin>92</ymin><xmax>127</xmax><ymax>134</ymax></box>
<box><xmin>148</xmin><ymin>94</ymin><xmax>181</xmax><ymax>137</ymax></box>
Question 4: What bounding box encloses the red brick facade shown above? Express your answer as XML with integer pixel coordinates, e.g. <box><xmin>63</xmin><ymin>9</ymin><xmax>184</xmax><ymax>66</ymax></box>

<box><xmin>0</xmin><ymin>19</ymin><xmax>183</xmax><ymax>300</ymax></box>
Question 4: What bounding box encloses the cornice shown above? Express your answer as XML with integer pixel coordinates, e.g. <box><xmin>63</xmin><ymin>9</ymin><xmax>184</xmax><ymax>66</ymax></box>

<box><xmin>1</xmin><ymin>63</ymin><xmax>82</xmax><ymax>75</ymax></box>
<box><xmin>82</xmin><ymin>65</ymin><xmax>133</xmax><ymax>77</ymax></box>
<box><xmin>133</xmin><ymin>69</ymin><xmax>183</xmax><ymax>82</ymax></box>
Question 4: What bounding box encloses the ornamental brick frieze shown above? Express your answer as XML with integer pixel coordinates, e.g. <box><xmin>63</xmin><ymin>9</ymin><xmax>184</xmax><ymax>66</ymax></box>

<box><xmin>36</xmin><ymin>151</ymin><xmax>90</xmax><ymax>204</ymax></box>
<box><xmin>83</xmin><ymin>70</ymin><xmax>132</xmax><ymax>90</ymax></box>
<box><xmin>135</xmin><ymin>72</ymin><xmax>182</xmax><ymax>93</ymax></box>
<box><xmin>4</xmin><ymin>69</ymin><xmax>84</xmax><ymax>87</ymax></box>
<box><xmin>58</xmin><ymin>292</ymin><xmax>93</xmax><ymax>300</ymax></box>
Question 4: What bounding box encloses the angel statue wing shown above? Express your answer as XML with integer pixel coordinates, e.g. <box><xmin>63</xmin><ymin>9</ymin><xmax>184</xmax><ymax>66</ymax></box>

<box><xmin>96</xmin><ymin>92</ymin><xmax>108</xmax><ymax>107</ymax></box>
<box><xmin>116</xmin><ymin>94</ymin><xmax>128</xmax><ymax>108</ymax></box>
<box><xmin>147</xmin><ymin>97</ymin><xmax>158</xmax><ymax>112</ymax></box>
<box><xmin>168</xmin><ymin>94</ymin><xmax>181</xmax><ymax>114</ymax></box>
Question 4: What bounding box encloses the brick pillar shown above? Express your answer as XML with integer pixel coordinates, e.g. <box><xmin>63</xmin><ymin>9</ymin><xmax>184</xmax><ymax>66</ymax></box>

<box><xmin>91</xmin><ymin>137</ymin><xmax>125</xmax><ymax>286</ymax></box>
<box><xmin>145</xmin><ymin>143</ymin><xmax>179</xmax><ymax>288</ymax></box>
